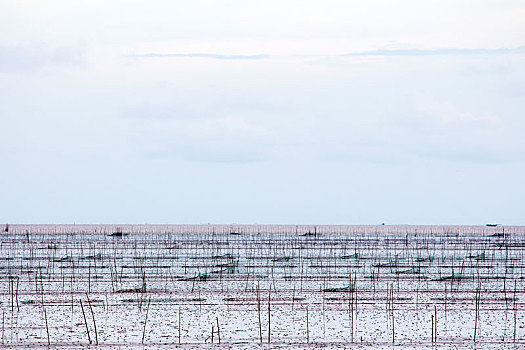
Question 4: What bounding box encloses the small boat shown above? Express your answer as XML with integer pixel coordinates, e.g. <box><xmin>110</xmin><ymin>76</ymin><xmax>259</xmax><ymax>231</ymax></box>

<box><xmin>109</xmin><ymin>228</ymin><xmax>128</xmax><ymax>237</ymax></box>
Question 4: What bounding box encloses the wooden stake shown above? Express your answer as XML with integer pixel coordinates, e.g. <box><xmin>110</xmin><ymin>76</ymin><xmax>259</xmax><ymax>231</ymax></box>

<box><xmin>431</xmin><ymin>314</ymin><xmax>434</xmax><ymax>343</ymax></box>
<box><xmin>142</xmin><ymin>297</ymin><xmax>151</xmax><ymax>344</ymax></box>
<box><xmin>434</xmin><ymin>305</ymin><xmax>437</xmax><ymax>342</ymax></box>
<box><xmin>257</xmin><ymin>283</ymin><xmax>262</xmax><ymax>343</ymax></box>
<box><xmin>216</xmin><ymin>317</ymin><xmax>221</xmax><ymax>344</ymax></box>
<box><xmin>86</xmin><ymin>293</ymin><xmax>98</xmax><ymax>345</ymax></box>
<box><xmin>267</xmin><ymin>291</ymin><xmax>271</xmax><ymax>343</ymax></box>
<box><xmin>391</xmin><ymin>283</ymin><xmax>395</xmax><ymax>344</ymax></box>
<box><xmin>15</xmin><ymin>278</ymin><xmax>19</xmax><ymax>312</ymax></box>
<box><xmin>306</xmin><ymin>305</ymin><xmax>310</xmax><ymax>343</ymax></box>
<box><xmin>513</xmin><ymin>280</ymin><xmax>517</xmax><ymax>342</ymax></box>
<box><xmin>178</xmin><ymin>306</ymin><xmax>181</xmax><ymax>344</ymax></box>
<box><xmin>474</xmin><ymin>287</ymin><xmax>479</xmax><ymax>342</ymax></box>
<box><xmin>80</xmin><ymin>299</ymin><xmax>92</xmax><ymax>344</ymax></box>
<box><xmin>43</xmin><ymin>306</ymin><xmax>50</xmax><ymax>346</ymax></box>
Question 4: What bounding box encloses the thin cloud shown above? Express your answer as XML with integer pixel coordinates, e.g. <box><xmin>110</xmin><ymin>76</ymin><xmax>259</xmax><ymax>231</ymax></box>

<box><xmin>341</xmin><ymin>46</ymin><xmax>525</xmax><ymax>57</ymax></box>
<box><xmin>130</xmin><ymin>53</ymin><xmax>270</xmax><ymax>60</ymax></box>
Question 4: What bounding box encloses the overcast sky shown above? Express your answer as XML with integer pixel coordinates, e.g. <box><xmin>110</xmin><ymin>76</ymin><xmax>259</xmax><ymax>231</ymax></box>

<box><xmin>1</xmin><ymin>1</ymin><xmax>524</xmax><ymax>225</ymax></box>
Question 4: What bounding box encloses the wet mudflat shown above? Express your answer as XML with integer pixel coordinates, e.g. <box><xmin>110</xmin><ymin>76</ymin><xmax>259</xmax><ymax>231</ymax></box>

<box><xmin>1</xmin><ymin>224</ymin><xmax>524</xmax><ymax>349</ymax></box>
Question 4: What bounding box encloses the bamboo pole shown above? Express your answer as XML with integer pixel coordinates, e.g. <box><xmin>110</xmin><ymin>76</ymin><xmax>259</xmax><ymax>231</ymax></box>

<box><xmin>474</xmin><ymin>287</ymin><xmax>479</xmax><ymax>342</ymax></box>
<box><xmin>80</xmin><ymin>299</ymin><xmax>92</xmax><ymax>344</ymax></box>
<box><xmin>257</xmin><ymin>283</ymin><xmax>262</xmax><ymax>343</ymax></box>
<box><xmin>267</xmin><ymin>291</ymin><xmax>271</xmax><ymax>343</ymax></box>
<box><xmin>434</xmin><ymin>305</ymin><xmax>437</xmax><ymax>343</ymax></box>
<box><xmin>86</xmin><ymin>293</ymin><xmax>98</xmax><ymax>345</ymax></box>
<box><xmin>216</xmin><ymin>317</ymin><xmax>221</xmax><ymax>344</ymax></box>
<box><xmin>43</xmin><ymin>306</ymin><xmax>50</xmax><ymax>346</ymax></box>
<box><xmin>391</xmin><ymin>283</ymin><xmax>395</xmax><ymax>344</ymax></box>
<box><xmin>142</xmin><ymin>297</ymin><xmax>151</xmax><ymax>344</ymax></box>
<box><xmin>306</xmin><ymin>305</ymin><xmax>310</xmax><ymax>343</ymax></box>
<box><xmin>513</xmin><ymin>280</ymin><xmax>517</xmax><ymax>342</ymax></box>
<box><xmin>178</xmin><ymin>306</ymin><xmax>181</xmax><ymax>344</ymax></box>
<box><xmin>431</xmin><ymin>314</ymin><xmax>434</xmax><ymax>343</ymax></box>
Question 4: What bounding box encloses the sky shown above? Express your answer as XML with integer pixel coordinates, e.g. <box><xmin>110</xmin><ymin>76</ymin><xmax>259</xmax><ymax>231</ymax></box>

<box><xmin>1</xmin><ymin>0</ymin><xmax>525</xmax><ymax>225</ymax></box>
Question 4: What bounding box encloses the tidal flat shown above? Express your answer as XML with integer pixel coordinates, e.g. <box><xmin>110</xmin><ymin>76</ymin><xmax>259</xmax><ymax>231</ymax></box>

<box><xmin>1</xmin><ymin>224</ymin><xmax>524</xmax><ymax>349</ymax></box>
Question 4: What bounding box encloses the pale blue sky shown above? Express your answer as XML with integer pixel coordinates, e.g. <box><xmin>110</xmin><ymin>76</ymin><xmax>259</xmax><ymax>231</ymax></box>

<box><xmin>1</xmin><ymin>1</ymin><xmax>524</xmax><ymax>224</ymax></box>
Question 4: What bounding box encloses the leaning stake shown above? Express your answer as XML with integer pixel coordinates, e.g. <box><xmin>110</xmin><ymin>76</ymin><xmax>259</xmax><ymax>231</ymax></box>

<box><xmin>86</xmin><ymin>293</ymin><xmax>98</xmax><ymax>345</ymax></box>
<box><xmin>80</xmin><ymin>299</ymin><xmax>92</xmax><ymax>344</ymax></box>
<box><xmin>43</xmin><ymin>306</ymin><xmax>50</xmax><ymax>346</ymax></box>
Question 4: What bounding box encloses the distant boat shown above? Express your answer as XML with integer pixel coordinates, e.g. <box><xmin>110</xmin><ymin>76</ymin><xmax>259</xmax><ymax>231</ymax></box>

<box><xmin>486</xmin><ymin>223</ymin><xmax>498</xmax><ymax>227</ymax></box>
<box><xmin>301</xmin><ymin>226</ymin><xmax>318</xmax><ymax>237</ymax></box>
<box><xmin>3</xmin><ymin>223</ymin><xmax>8</xmax><ymax>232</ymax></box>
<box><xmin>109</xmin><ymin>227</ymin><xmax>128</xmax><ymax>237</ymax></box>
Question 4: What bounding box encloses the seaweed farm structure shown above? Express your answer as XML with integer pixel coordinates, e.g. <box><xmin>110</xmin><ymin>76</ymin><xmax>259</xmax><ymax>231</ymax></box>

<box><xmin>0</xmin><ymin>224</ymin><xmax>524</xmax><ymax>349</ymax></box>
